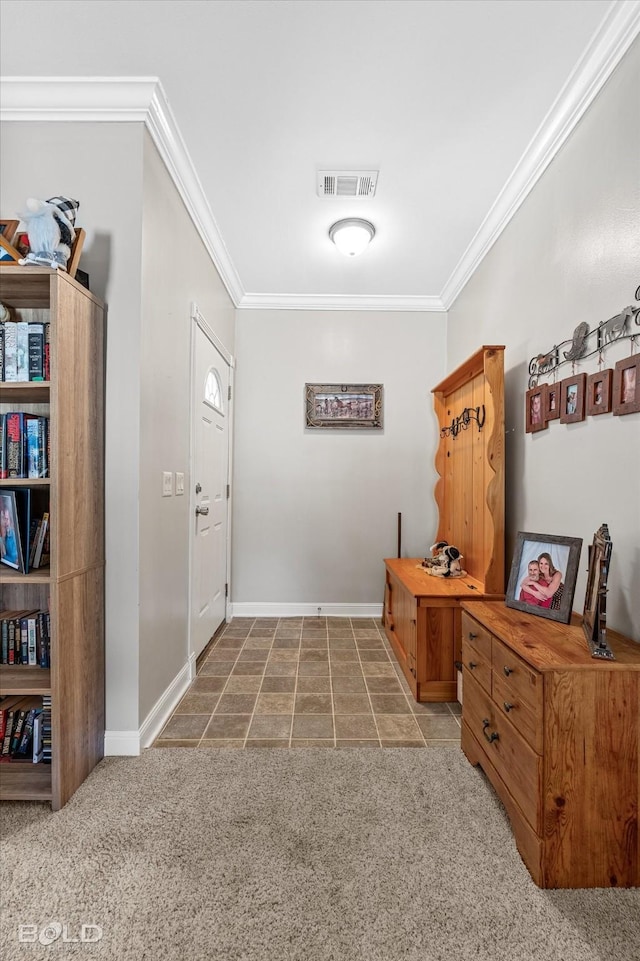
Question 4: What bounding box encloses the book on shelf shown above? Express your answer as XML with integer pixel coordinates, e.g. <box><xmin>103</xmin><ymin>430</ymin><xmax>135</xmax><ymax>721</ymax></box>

<box><xmin>3</xmin><ymin>321</ymin><xmax>18</xmax><ymax>382</ymax></box>
<box><xmin>27</xmin><ymin>323</ymin><xmax>45</xmax><ymax>381</ymax></box>
<box><xmin>6</xmin><ymin>486</ymin><xmax>32</xmax><ymax>573</ymax></box>
<box><xmin>0</xmin><ymin>320</ymin><xmax>50</xmax><ymax>382</ymax></box>
<box><xmin>4</xmin><ymin>411</ymin><xmax>24</xmax><ymax>478</ymax></box>
<box><xmin>0</xmin><ymin>710</ymin><xmax>14</xmax><ymax>758</ymax></box>
<box><xmin>9</xmin><ymin>708</ymin><xmax>27</xmax><ymax>754</ymax></box>
<box><xmin>43</xmin><ymin>323</ymin><xmax>51</xmax><ymax>382</ymax></box>
<box><xmin>0</xmin><ymin>414</ymin><xmax>5</xmax><ymax>479</ymax></box>
<box><xmin>0</xmin><ymin>412</ymin><xmax>49</xmax><ymax>479</ymax></box>
<box><xmin>17</xmin><ymin>708</ymin><xmax>38</xmax><ymax>756</ymax></box>
<box><xmin>25</xmin><ymin>415</ymin><xmax>47</xmax><ymax>478</ymax></box>
<box><xmin>0</xmin><ymin>699</ymin><xmax>45</xmax><ymax>762</ymax></box>
<box><xmin>0</xmin><ymin>608</ymin><xmax>49</xmax><ymax>666</ymax></box>
<box><xmin>41</xmin><ymin>694</ymin><xmax>52</xmax><ymax>764</ymax></box>
<box><xmin>32</xmin><ymin>710</ymin><xmax>43</xmax><ymax>763</ymax></box>
<box><xmin>32</xmin><ymin>513</ymin><xmax>49</xmax><ymax>569</ymax></box>
<box><xmin>15</xmin><ymin>322</ymin><xmax>29</xmax><ymax>382</ymax></box>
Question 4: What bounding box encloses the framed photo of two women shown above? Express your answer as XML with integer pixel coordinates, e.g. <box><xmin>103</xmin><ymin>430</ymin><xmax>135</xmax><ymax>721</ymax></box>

<box><xmin>525</xmin><ymin>357</ymin><xmax>640</xmax><ymax>432</ymax></box>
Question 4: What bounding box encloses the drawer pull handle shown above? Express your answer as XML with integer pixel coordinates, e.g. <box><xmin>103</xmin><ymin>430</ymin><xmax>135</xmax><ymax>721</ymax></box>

<box><xmin>503</xmin><ymin>666</ymin><xmax>513</xmax><ymax>676</ymax></box>
<box><xmin>482</xmin><ymin>719</ymin><xmax>499</xmax><ymax>744</ymax></box>
<box><xmin>468</xmin><ymin>661</ymin><xmax>477</xmax><ymax>670</ymax></box>
<box><xmin>468</xmin><ymin>632</ymin><xmax>478</xmax><ymax>639</ymax></box>
<box><xmin>503</xmin><ymin>701</ymin><xmax>514</xmax><ymax>712</ymax></box>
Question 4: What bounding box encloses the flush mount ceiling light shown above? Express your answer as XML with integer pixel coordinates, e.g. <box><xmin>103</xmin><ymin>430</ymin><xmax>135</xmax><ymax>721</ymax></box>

<box><xmin>329</xmin><ymin>218</ymin><xmax>375</xmax><ymax>257</ymax></box>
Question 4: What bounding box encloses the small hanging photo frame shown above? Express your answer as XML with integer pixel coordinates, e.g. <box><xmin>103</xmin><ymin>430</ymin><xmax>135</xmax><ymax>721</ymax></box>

<box><xmin>544</xmin><ymin>382</ymin><xmax>560</xmax><ymax>421</ymax></box>
<box><xmin>586</xmin><ymin>369</ymin><xmax>613</xmax><ymax>416</ymax></box>
<box><xmin>612</xmin><ymin>355</ymin><xmax>640</xmax><ymax>416</ymax></box>
<box><xmin>525</xmin><ymin>384</ymin><xmax>547</xmax><ymax>433</ymax></box>
<box><xmin>559</xmin><ymin>373</ymin><xmax>586</xmax><ymax>424</ymax></box>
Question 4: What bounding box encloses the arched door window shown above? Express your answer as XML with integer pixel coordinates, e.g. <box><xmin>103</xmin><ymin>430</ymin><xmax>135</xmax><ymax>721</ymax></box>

<box><xmin>204</xmin><ymin>367</ymin><xmax>224</xmax><ymax>413</ymax></box>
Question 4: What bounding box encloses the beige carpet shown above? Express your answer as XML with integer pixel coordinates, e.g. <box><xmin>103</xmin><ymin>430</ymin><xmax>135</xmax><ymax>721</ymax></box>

<box><xmin>1</xmin><ymin>748</ymin><xmax>638</xmax><ymax>960</ymax></box>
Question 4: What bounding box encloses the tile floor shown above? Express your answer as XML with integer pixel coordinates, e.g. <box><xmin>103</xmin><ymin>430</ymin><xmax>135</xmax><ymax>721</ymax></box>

<box><xmin>154</xmin><ymin>617</ymin><xmax>461</xmax><ymax>749</ymax></box>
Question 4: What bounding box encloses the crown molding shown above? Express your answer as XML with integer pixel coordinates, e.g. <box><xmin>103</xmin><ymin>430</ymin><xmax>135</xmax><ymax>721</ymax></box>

<box><xmin>0</xmin><ymin>76</ymin><xmax>245</xmax><ymax>307</ymax></box>
<box><xmin>0</xmin><ymin>76</ymin><xmax>159</xmax><ymax>120</ymax></box>
<box><xmin>3</xmin><ymin>0</ymin><xmax>638</xmax><ymax>318</ymax></box>
<box><xmin>238</xmin><ymin>292</ymin><xmax>445</xmax><ymax>312</ymax></box>
<box><xmin>440</xmin><ymin>0</ymin><xmax>640</xmax><ymax>310</ymax></box>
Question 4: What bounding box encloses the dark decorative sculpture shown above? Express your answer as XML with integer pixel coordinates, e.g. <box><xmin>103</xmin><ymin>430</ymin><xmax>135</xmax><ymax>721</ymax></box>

<box><xmin>528</xmin><ymin>292</ymin><xmax>640</xmax><ymax>389</ymax></box>
<box><xmin>563</xmin><ymin>321</ymin><xmax>590</xmax><ymax>361</ymax></box>
<box><xmin>439</xmin><ymin>404</ymin><xmax>485</xmax><ymax>439</ymax></box>
<box><xmin>582</xmin><ymin>523</ymin><xmax>614</xmax><ymax>660</ymax></box>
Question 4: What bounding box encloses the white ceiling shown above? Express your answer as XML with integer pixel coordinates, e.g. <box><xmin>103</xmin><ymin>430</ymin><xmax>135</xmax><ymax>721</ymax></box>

<box><xmin>1</xmin><ymin>0</ymin><xmax>638</xmax><ymax>309</ymax></box>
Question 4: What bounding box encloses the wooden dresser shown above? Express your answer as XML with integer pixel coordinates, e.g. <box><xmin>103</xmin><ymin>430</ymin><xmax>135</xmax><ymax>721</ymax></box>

<box><xmin>383</xmin><ymin>345</ymin><xmax>505</xmax><ymax>701</ymax></box>
<box><xmin>460</xmin><ymin>600</ymin><xmax>640</xmax><ymax>888</ymax></box>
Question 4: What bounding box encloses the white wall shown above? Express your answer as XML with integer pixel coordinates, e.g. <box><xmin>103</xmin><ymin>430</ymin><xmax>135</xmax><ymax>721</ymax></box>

<box><xmin>447</xmin><ymin>36</ymin><xmax>640</xmax><ymax>640</ymax></box>
<box><xmin>231</xmin><ymin>310</ymin><xmax>447</xmax><ymax>611</ymax></box>
<box><xmin>0</xmin><ymin>121</ymin><xmax>145</xmax><ymax>729</ymax></box>
<box><xmin>139</xmin><ymin>132</ymin><xmax>235</xmax><ymax>721</ymax></box>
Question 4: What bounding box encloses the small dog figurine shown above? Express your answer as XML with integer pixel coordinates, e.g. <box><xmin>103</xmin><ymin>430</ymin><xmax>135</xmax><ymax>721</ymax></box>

<box><xmin>422</xmin><ymin>541</ymin><xmax>465</xmax><ymax>577</ymax></box>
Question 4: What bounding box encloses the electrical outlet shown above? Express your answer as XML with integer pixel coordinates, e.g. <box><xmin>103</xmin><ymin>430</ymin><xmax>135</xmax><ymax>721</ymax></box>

<box><xmin>162</xmin><ymin>471</ymin><xmax>173</xmax><ymax>497</ymax></box>
<box><xmin>175</xmin><ymin>472</ymin><xmax>185</xmax><ymax>496</ymax></box>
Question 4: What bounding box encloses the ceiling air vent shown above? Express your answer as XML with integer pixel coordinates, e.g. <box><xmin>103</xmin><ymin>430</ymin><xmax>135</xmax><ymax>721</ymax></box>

<box><xmin>317</xmin><ymin>170</ymin><xmax>379</xmax><ymax>199</ymax></box>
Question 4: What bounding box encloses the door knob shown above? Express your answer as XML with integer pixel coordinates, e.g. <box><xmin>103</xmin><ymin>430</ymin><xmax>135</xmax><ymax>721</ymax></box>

<box><xmin>195</xmin><ymin>505</ymin><xmax>209</xmax><ymax>516</ymax></box>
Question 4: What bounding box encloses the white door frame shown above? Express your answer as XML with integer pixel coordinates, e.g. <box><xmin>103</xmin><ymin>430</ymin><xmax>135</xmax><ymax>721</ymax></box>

<box><xmin>187</xmin><ymin>302</ymin><xmax>235</xmax><ymax>675</ymax></box>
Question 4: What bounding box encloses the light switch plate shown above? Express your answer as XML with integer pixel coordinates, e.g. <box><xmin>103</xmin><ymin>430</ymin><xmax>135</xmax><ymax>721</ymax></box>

<box><xmin>162</xmin><ymin>471</ymin><xmax>173</xmax><ymax>497</ymax></box>
<box><xmin>175</xmin><ymin>472</ymin><xmax>185</xmax><ymax>496</ymax></box>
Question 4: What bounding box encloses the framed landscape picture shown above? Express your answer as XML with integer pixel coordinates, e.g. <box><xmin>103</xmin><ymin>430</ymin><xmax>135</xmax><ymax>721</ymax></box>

<box><xmin>506</xmin><ymin>531</ymin><xmax>582</xmax><ymax>624</ymax></box>
<box><xmin>305</xmin><ymin>383</ymin><xmax>383</xmax><ymax>429</ymax></box>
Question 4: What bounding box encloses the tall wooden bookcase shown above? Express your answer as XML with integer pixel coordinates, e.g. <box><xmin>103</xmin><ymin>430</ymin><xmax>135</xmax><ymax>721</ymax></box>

<box><xmin>0</xmin><ymin>267</ymin><xmax>104</xmax><ymax>810</ymax></box>
<box><xmin>383</xmin><ymin>346</ymin><xmax>505</xmax><ymax>701</ymax></box>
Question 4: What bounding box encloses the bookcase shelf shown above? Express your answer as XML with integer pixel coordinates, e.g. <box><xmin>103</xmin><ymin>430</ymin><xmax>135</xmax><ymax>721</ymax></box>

<box><xmin>0</xmin><ymin>763</ymin><xmax>52</xmax><ymax>802</ymax></box>
<box><xmin>0</xmin><ymin>267</ymin><xmax>104</xmax><ymax>810</ymax></box>
<box><xmin>0</xmin><ymin>479</ymin><xmax>50</xmax><ymax>488</ymax></box>
<box><xmin>1</xmin><ymin>569</ymin><xmax>51</xmax><ymax>584</ymax></box>
<box><xmin>0</xmin><ymin>382</ymin><xmax>50</xmax><ymax>405</ymax></box>
<box><xmin>0</xmin><ymin>665</ymin><xmax>51</xmax><ymax>696</ymax></box>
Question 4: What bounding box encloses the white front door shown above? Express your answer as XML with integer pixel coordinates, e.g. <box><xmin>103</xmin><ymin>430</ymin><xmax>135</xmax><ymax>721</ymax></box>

<box><xmin>190</xmin><ymin>317</ymin><xmax>231</xmax><ymax>661</ymax></box>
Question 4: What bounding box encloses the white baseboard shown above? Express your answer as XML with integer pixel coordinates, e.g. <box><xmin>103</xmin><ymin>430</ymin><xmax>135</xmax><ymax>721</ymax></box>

<box><xmin>230</xmin><ymin>602</ymin><xmax>383</xmax><ymax>619</ymax></box>
<box><xmin>104</xmin><ymin>656</ymin><xmax>196</xmax><ymax>756</ymax></box>
<box><xmin>103</xmin><ymin>730</ymin><xmax>141</xmax><ymax>757</ymax></box>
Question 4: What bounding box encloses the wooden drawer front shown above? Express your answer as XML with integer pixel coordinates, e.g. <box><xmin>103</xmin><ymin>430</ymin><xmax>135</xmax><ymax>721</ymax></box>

<box><xmin>463</xmin><ymin>671</ymin><xmax>542</xmax><ymax>834</ymax></box>
<box><xmin>462</xmin><ymin>637</ymin><xmax>491</xmax><ymax>696</ymax></box>
<box><xmin>492</xmin><ymin>636</ymin><xmax>543</xmax><ymax>717</ymax></box>
<box><xmin>461</xmin><ymin>613</ymin><xmax>492</xmax><ymax>659</ymax></box>
<box><xmin>493</xmin><ymin>669</ymin><xmax>543</xmax><ymax>755</ymax></box>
